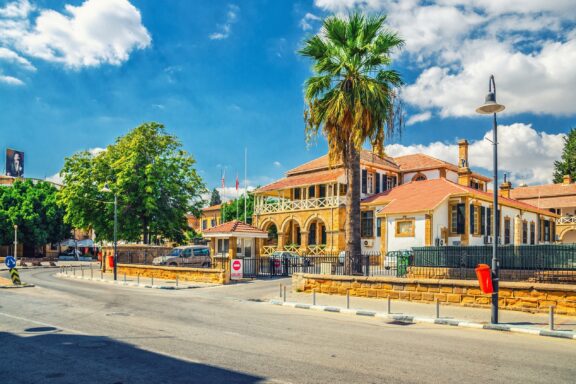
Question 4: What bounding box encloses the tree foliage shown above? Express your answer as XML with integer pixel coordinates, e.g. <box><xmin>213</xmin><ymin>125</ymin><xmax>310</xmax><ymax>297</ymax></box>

<box><xmin>59</xmin><ymin>122</ymin><xmax>206</xmax><ymax>244</ymax></box>
<box><xmin>209</xmin><ymin>188</ymin><xmax>222</xmax><ymax>206</ymax></box>
<box><xmin>0</xmin><ymin>180</ymin><xmax>70</xmax><ymax>249</ymax></box>
<box><xmin>299</xmin><ymin>13</ymin><xmax>404</xmax><ymax>273</ymax></box>
<box><xmin>553</xmin><ymin>128</ymin><xmax>576</xmax><ymax>183</ymax></box>
<box><xmin>221</xmin><ymin>192</ymin><xmax>254</xmax><ymax>224</ymax></box>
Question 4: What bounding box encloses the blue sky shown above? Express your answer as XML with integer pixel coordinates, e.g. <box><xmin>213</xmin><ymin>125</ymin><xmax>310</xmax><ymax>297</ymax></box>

<box><xmin>1</xmin><ymin>0</ymin><xmax>575</xmax><ymax>199</ymax></box>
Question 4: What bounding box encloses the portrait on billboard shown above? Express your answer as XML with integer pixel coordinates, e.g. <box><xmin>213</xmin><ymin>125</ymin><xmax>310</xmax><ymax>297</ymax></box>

<box><xmin>6</xmin><ymin>149</ymin><xmax>24</xmax><ymax>177</ymax></box>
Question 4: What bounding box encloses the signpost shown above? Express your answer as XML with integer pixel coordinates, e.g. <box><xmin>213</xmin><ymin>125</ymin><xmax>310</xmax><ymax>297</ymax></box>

<box><xmin>231</xmin><ymin>259</ymin><xmax>243</xmax><ymax>280</ymax></box>
<box><xmin>5</xmin><ymin>256</ymin><xmax>21</xmax><ymax>285</ymax></box>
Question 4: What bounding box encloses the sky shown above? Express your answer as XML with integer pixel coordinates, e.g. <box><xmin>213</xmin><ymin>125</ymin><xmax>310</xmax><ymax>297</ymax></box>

<box><xmin>0</xmin><ymin>0</ymin><xmax>575</xmax><ymax>201</ymax></box>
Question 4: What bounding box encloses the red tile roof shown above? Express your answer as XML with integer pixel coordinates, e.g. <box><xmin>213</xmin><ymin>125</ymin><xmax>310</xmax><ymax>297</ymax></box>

<box><xmin>203</xmin><ymin>220</ymin><xmax>268</xmax><ymax>236</ymax></box>
<box><xmin>362</xmin><ymin>178</ymin><xmax>556</xmax><ymax>217</ymax></box>
<box><xmin>510</xmin><ymin>183</ymin><xmax>576</xmax><ymax>199</ymax></box>
<box><xmin>202</xmin><ymin>204</ymin><xmax>222</xmax><ymax>212</ymax></box>
<box><xmin>394</xmin><ymin>153</ymin><xmax>490</xmax><ymax>182</ymax></box>
<box><xmin>286</xmin><ymin>150</ymin><xmax>398</xmax><ymax>176</ymax></box>
<box><xmin>255</xmin><ymin>169</ymin><xmax>344</xmax><ymax>193</ymax></box>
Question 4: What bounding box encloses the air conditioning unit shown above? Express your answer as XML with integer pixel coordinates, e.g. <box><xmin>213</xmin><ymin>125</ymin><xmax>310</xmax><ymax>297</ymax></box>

<box><xmin>483</xmin><ymin>235</ymin><xmax>493</xmax><ymax>244</ymax></box>
<box><xmin>363</xmin><ymin>239</ymin><xmax>374</xmax><ymax>247</ymax></box>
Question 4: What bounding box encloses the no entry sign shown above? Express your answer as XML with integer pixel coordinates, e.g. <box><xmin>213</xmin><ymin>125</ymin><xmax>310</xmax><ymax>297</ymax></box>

<box><xmin>231</xmin><ymin>259</ymin><xmax>243</xmax><ymax>280</ymax></box>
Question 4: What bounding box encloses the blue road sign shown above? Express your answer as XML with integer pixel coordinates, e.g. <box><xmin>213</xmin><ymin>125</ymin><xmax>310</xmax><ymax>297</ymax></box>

<box><xmin>5</xmin><ymin>256</ymin><xmax>16</xmax><ymax>269</ymax></box>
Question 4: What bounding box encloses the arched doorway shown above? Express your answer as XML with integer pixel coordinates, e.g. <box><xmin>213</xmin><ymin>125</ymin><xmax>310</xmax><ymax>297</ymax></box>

<box><xmin>282</xmin><ymin>219</ymin><xmax>302</xmax><ymax>251</ymax></box>
<box><xmin>561</xmin><ymin>229</ymin><xmax>576</xmax><ymax>244</ymax></box>
<box><xmin>307</xmin><ymin>218</ymin><xmax>327</xmax><ymax>254</ymax></box>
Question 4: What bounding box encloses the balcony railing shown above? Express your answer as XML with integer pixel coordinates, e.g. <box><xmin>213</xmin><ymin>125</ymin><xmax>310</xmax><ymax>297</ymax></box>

<box><xmin>557</xmin><ymin>216</ymin><xmax>576</xmax><ymax>224</ymax></box>
<box><xmin>254</xmin><ymin>196</ymin><xmax>346</xmax><ymax>214</ymax></box>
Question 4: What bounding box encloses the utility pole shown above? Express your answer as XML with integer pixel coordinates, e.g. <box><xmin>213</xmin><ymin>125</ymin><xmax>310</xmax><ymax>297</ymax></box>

<box><xmin>13</xmin><ymin>224</ymin><xmax>18</xmax><ymax>262</ymax></box>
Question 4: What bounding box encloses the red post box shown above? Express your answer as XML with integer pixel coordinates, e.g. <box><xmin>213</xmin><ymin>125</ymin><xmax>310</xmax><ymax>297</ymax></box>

<box><xmin>108</xmin><ymin>255</ymin><xmax>115</xmax><ymax>269</ymax></box>
<box><xmin>475</xmin><ymin>264</ymin><xmax>493</xmax><ymax>294</ymax></box>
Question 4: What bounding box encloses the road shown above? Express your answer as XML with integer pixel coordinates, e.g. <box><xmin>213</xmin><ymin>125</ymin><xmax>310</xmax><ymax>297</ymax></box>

<box><xmin>1</xmin><ymin>268</ymin><xmax>575</xmax><ymax>384</ymax></box>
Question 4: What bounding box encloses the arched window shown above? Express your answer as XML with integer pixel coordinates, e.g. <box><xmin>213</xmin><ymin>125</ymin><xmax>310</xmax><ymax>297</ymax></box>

<box><xmin>412</xmin><ymin>173</ymin><xmax>427</xmax><ymax>182</ymax></box>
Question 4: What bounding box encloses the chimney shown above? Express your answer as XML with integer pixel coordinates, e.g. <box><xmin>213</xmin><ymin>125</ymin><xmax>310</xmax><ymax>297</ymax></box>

<box><xmin>457</xmin><ymin>139</ymin><xmax>471</xmax><ymax>186</ymax></box>
<box><xmin>499</xmin><ymin>173</ymin><xmax>512</xmax><ymax>198</ymax></box>
<box><xmin>563</xmin><ymin>175</ymin><xmax>572</xmax><ymax>185</ymax></box>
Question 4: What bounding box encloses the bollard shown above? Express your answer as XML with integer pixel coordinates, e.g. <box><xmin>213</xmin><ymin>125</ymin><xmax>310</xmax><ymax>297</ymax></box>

<box><xmin>283</xmin><ymin>286</ymin><xmax>287</xmax><ymax>302</ymax></box>
<box><xmin>436</xmin><ymin>299</ymin><xmax>440</xmax><ymax>319</ymax></box>
<box><xmin>81</xmin><ymin>266</ymin><xmax>84</xmax><ymax>278</ymax></box>
<box><xmin>346</xmin><ymin>289</ymin><xmax>350</xmax><ymax>309</ymax></box>
<box><xmin>124</xmin><ymin>273</ymin><xmax>126</xmax><ymax>285</ymax></box>
<box><xmin>90</xmin><ymin>266</ymin><xmax>93</xmax><ymax>280</ymax></box>
<box><xmin>137</xmin><ymin>274</ymin><xmax>140</xmax><ymax>286</ymax></box>
<box><xmin>279</xmin><ymin>283</ymin><xmax>282</xmax><ymax>298</ymax></box>
<box><xmin>313</xmin><ymin>289</ymin><xmax>316</xmax><ymax>306</ymax></box>
<box><xmin>151</xmin><ymin>276</ymin><xmax>154</xmax><ymax>286</ymax></box>
<box><xmin>73</xmin><ymin>267</ymin><xmax>76</xmax><ymax>276</ymax></box>
<box><xmin>176</xmin><ymin>275</ymin><xmax>179</xmax><ymax>288</ymax></box>
<box><xmin>100</xmin><ymin>270</ymin><xmax>103</xmax><ymax>280</ymax></box>
<box><xmin>549</xmin><ymin>305</ymin><xmax>555</xmax><ymax>331</ymax></box>
<box><xmin>387</xmin><ymin>296</ymin><xmax>391</xmax><ymax>314</ymax></box>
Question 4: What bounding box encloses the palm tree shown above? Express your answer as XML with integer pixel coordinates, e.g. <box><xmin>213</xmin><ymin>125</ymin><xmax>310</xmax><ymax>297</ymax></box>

<box><xmin>299</xmin><ymin>13</ymin><xmax>404</xmax><ymax>274</ymax></box>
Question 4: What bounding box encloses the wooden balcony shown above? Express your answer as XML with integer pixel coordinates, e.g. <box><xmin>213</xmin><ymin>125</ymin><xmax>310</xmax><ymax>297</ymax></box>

<box><xmin>254</xmin><ymin>196</ymin><xmax>346</xmax><ymax>215</ymax></box>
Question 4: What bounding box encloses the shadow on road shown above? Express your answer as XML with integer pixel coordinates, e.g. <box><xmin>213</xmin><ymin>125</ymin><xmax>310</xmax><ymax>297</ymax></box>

<box><xmin>0</xmin><ymin>331</ymin><xmax>265</xmax><ymax>384</ymax></box>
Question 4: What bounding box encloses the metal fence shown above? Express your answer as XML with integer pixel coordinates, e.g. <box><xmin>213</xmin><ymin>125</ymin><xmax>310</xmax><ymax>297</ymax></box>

<box><xmin>410</xmin><ymin>245</ymin><xmax>576</xmax><ymax>284</ymax></box>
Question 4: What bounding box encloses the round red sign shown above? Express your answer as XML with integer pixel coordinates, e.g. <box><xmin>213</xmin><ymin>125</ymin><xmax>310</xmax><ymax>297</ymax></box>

<box><xmin>232</xmin><ymin>260</ymin><xmax>241</xmax><ymax>271</ymax></box>
<box><xmin>274</xmin><ymin>259</ymin><xmax>281</xmax><ymax>268</ymax></box>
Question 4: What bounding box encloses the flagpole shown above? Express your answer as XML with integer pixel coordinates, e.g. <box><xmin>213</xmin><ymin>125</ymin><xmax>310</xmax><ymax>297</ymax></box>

<box><xmin>244</xmin><ymin>147</ymin><xmax>247</xmax><ymax>224</ymax></box>
<box><xmin>236</xmin><ymin>171</ymin><xmax>239</xmax><ymax>221</ymax></box>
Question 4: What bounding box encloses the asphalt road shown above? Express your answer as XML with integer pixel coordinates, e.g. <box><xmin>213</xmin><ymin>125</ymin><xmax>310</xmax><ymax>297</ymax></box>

<box><xmin>1</xmin><ymin>268</ymin><xmax>575</xmax><ymax>384</ymax></box>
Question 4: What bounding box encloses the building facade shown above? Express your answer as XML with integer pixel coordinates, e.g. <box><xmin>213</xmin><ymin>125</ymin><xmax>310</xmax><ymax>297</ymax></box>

<box><xmin>252</xmin><ymin>140</ymin><xmax>507</xmax><ymax>255</ymax></box>
<box><xmin>187</xmin><ymin>204</ymin><xmax>223</xmax><ymax>234</ymax></box>
<box><xmin>510</xmin><ymin>175</ymin><xmax>576</xmax><ymax>243</ymax></box>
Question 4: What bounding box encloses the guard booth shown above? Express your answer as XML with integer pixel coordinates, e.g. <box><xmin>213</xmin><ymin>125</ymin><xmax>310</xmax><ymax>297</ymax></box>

<box><xmin>203</xmin><ymin>220</ymin><xmax>268</xmax><ymax>278</ymax></box>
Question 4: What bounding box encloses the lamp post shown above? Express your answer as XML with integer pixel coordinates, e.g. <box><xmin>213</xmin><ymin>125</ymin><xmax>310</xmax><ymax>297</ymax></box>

<box><xmin>13</xmin><ymin>224</ymin><xmax>18</xmax><ymax>263</ymax></box>
<box><xmin>476</xmin><ymin>75</ymin><xmax>505</xmax><ymax>324</ymax></box>
<box><xmin>101</xmin><ymin>185</ymin><xmax>118</xmax><ymax>281</ymax></box>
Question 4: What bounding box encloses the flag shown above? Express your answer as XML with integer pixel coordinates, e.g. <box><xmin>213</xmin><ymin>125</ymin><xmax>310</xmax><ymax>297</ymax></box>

<box><xmin>221</xmin><ymin>169</ymin><xmax>225</xmax><ymax>189</ymax></box>
<box><xmin>235</xmin><ymin>174</ymin><xmax>239</xmax><ymax>191</ymax></box>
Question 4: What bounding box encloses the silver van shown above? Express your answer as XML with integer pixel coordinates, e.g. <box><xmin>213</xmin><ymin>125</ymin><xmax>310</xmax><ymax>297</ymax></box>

<box><xmin>152</xmin><ymin>246</ymin><xmax>211</xmax><ymax>268</ymax></box>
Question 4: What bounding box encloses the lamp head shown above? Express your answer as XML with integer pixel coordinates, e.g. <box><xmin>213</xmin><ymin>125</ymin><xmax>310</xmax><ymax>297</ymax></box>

<box><xmin>101</xmin><ymin>184</ymin><xmax>111</xmax><ymax>193</ymax></box>
<box><xmin>476</xmin><ymin>92</ymin><xmax>505</xmax><ymax>114</ymax></box>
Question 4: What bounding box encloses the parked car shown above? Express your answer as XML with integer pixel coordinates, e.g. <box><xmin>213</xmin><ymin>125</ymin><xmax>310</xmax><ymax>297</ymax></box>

<box><xmin>152</xmin><ymin>246</ymin><xmax>211</xmax><ymax>267</ymax></box>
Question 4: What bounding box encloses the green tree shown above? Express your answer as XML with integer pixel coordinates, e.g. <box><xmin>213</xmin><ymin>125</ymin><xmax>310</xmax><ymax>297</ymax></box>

<box><xmin>209</xmin><ymin>188</ymin><xmax>222</xmax><ymax>206</ymax></box>
<box><xmin>221</xmin><ymin>192</ymin><xmax>254</xmax><ymax>224</ymax></box>
<box><xmin>0</xmin><ymin>180</ymin><xmax>71</xmax><ymax>254</ymax></box>
<box><xmin>299</xmin><ymin>13</ymin><xmax>404</xmax><ymax>274</ymax></box>
<box><xmin>59</xmin><ymin>122</ymin><xmax>206</xmax><ymax>244</ymax></box>
<box><xmin>553</xmin><ymin>128</ymin><xmax>576</xmax><ymax>183</ymax></box>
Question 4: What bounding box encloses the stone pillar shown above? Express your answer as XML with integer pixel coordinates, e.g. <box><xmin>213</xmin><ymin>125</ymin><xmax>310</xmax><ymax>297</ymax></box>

<box><xmin>277</xmin><ymin>233</ymin><xmax>285</xmax><ymax>250</ymax></box>
<box><xmin>425</xmin><ymin>214</ymin><xmax>433</xmax><ymax>246</ymax></box>
<box><xmin>300</xmin><ymin>231</ymin><xmax>309</xmax><ymax>254</ymax></box>
<box><xmin>514</xmin><ymin>216</ymin><xmax>522</xmax><ymax>245</ymax></box>
<box><xmin>229</xmin><ymin>237</ymin><xmax>237</xmax><ymax>259</ymax></box>
<box><xmin>380</xmin><ymin>216</ymin><xmax>387</xmax><ymax>260</ymax></box>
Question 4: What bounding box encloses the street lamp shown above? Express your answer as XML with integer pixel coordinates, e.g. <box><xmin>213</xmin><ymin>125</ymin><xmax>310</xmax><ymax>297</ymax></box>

<box><xmin>13</xmin><ymin>224</ymin><xmax>18</xmax><ymax>263</ymax></box>
<box><xmin>101</xmin><ymin>184</ymin><xmax>118</xmax><ymax>281</ymax></box>
<box><xmin>476</xmin><ymin>75</ymin><xmax>505</xmax><ymax>324</ymax></box>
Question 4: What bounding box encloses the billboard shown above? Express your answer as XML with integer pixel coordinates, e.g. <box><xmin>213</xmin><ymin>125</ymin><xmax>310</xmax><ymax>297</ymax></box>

<box><xmin>6</xmin><ymin>149</ymin><xmax>24</xmax><ymax>177</ymax></box>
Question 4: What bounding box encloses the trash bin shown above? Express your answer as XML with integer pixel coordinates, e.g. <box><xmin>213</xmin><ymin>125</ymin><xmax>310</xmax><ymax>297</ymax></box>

<box><xmin>475</xmin><ymin>264</ymin><xmax>493</xmax><ymax>294</ymax></box>
<box><xmin>108</xmin><ymin>255</ymin><xmax>115</xmax><ymax>269</ymax></box>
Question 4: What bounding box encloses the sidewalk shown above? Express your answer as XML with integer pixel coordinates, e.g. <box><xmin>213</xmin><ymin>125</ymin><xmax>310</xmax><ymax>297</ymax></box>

<box><xmin>56</xmin><ymin>268</ymin><xmax>217</xmax><ymax>290</ymax></box>
<box><xmin>271</xmin><ymin>285</ymin><xmax>576</xmax><ymax>339</ymax></box>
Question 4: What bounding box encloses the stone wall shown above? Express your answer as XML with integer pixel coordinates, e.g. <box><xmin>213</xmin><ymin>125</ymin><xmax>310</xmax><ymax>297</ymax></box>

<box><xmin>292</xmin><ymin>273</ymin><xmax>576</xmax><ymax>315</ymax></box>
<box><xmin>113</xmin><ymin>264</ymin><xmax>229</xmax><ymax>285</ymax></box>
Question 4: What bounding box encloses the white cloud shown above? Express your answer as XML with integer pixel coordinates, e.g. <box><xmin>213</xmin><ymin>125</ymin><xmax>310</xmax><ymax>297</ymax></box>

<box><xmin>406</xmin><ymin>111</ymin><xmax>431</xmax><ymax>125</ymax></box>
<box><xmin>386</xmin><ymin>123</ymin><xmax>565</xmax><ymax>186</ymax></box>
<box><xmin>300</xmin><ymin>12</ymin><xmax>321</xmax><ymax>31</ymax></box>
<box><xmin>0</xmin><ymin>0</ymin><xmax>151</xmax><ymax>72</ymax></box>
<box><xmin>0</xmin><ymin>47</ymin><xmax>35</xmax><ymax>70</ymax></box>
<box><xmin>0</xmin><ymin>74</ymin><xmax>23</xmax><ymax>85</ymax></box>
<box><xmin>312</xmin><ymin>0</ymin><xmax>576</xmax><ymax>119</ymax></box>
<box><xmin>209</xmin><ymin>4</ymin><xmax>239</xmax><ymax>40</ymax></box>
<box><xmin>273</xmin><ymin>161</ymin><xmax>282</xmax><ymax>167</ymax></box>
<box><xmin>88</xmin><ymin>147</ymin><xmax>106</xmax><ymax>156</ymax></box>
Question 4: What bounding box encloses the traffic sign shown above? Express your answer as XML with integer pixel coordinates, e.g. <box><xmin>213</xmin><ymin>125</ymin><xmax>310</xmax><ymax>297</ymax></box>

<box><xmin>4</xmin><ymin>256</ymin><xmax>16</xmax><ymax>269</ymax></box>
<box><xmin>231</xmin><ymin>259</ymin><xmax>243</xmax><ymax>280</ymax></box>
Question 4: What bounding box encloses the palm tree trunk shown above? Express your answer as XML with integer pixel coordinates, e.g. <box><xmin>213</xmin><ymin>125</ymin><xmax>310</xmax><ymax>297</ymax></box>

<box><xmin>345</xmin><ymin>144</ymin><xmax>362</xmax><ymax>275</ymax></box>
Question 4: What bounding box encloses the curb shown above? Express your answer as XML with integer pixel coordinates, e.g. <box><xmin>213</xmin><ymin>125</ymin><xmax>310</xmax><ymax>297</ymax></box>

<box><xmin>0</xmin><ymin>283</ymin><xmax>35</xmax><ymax>289</ymax></box>
<box><xmin>56</xmin><ymin>273</ymin><xmax>206</xmax><ymax>290</ymax></box>
<box><xmin>269</xmin><ymin>300</ymin><xmax>576</xmax><ymax>341</ymax></box>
